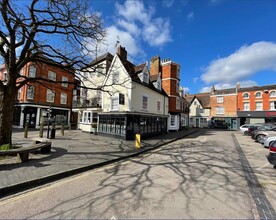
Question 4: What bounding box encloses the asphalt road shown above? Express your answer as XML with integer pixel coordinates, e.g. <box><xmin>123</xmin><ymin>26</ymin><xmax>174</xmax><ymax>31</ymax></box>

<box><xmin>0</xmin><ymin>130</ymin><xmax>260</xmax><ymax>219</ymax></box>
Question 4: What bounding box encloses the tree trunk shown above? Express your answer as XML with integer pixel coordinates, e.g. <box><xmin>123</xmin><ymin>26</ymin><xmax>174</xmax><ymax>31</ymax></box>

<box><xmin>0</xmin><ymin>86</ymin><xmax>16</xmax><ymax>146</ymax></box>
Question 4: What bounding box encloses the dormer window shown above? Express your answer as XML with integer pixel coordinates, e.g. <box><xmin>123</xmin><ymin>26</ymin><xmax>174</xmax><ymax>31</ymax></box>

<box><xmin>243</xmin><ymin>93</ymin><xmax>249</xmax><ymax>99</ymax></box>
<box><xmin>143</xmin><ymin>72</ymin><xmax>149</xmax><ymax>84</ymax></box>
<box><xmin>157</xmin><ymin>80</ymin><xmax>161</xmax><ymax>90</ymax></box>
<box><xmin>255</xmin><ymin>91</ymin><xmax>262</xmax><ymax>98</ymax></box>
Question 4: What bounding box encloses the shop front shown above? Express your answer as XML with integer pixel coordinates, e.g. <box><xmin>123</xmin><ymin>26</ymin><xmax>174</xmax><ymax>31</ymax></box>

<box><xmin>238</xmin><ymin>111</ymin><xmax>276</xmax><ymax>125</ymax></box>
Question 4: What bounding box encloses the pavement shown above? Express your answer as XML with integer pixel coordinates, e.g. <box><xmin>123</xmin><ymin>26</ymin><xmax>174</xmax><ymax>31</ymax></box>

<box><xmin>0</xmin><ymin>128</ymin><xmax>199</xmax><ymax>198</ymax></box>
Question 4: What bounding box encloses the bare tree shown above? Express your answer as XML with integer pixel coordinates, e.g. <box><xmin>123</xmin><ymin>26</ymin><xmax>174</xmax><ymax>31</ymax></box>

<box><xmin>0</xmin><ymin>0</ymin><xmax>106</xmax><ymax>146</ymax></box>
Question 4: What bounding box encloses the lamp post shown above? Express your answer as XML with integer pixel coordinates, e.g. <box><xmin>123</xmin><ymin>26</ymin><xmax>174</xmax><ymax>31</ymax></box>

<box><xmin>47</xmin><ymin>106</ymin><xmax>52</xmax><ymax>139</ymax></box>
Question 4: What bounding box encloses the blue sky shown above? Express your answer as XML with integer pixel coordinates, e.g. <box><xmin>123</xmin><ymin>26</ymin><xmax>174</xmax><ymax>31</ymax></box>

<box><xmin>89</xmin><ymin>0</ymin><xmax>276</xmax><ymax>94</ymax></box>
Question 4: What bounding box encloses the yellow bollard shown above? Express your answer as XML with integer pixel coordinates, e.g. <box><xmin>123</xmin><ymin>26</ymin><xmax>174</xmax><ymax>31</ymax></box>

<box><xmin>135</xmin><ymin>133</ymin><xmax>141</xmax><ymax>148</ymax></box>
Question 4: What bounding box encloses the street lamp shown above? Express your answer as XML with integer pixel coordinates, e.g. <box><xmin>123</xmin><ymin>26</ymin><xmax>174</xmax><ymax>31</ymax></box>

<box><xmin>47</xmin><ymin>106</ymin><xmax>52</xmax><ymax>139</ymax></box>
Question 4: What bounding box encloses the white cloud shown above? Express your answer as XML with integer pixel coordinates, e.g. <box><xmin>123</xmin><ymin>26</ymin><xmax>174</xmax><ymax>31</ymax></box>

<box><xmin>114</xmin><ymin>1</ymin><xmax>172</xmax><ymax>48</ymax></box>
<box><xmin>143</xmin><ymin>18</ymin><xmax>172</xmax><ymax>46</ymax></box>
<box><xmin>183</xmin><ymin>87</ymin><xmax>190</xmax><ymax>93</ymax></box>
<box><xmin>187</xmin><ymin>12</ymin><xmax>194</xmax><ymax>21</ymax></box>
<box><xmin>117</xmin><ymin>20</ymin><xmax>140</xmax><ymax>36</ymax></box>
<box><xmin>162</xmin><ymin>0</ymin><xmax>174</xmax><ymax>8</ymax></box>
<box><xmin>201</xmin><ymin>41</ymin><xmax>276</xmax><ymax>84</ymax></box>
<box><xmin>199</xmin><ymin>80</ymin><xmax>258</xmax><ymax>93</ymax></box>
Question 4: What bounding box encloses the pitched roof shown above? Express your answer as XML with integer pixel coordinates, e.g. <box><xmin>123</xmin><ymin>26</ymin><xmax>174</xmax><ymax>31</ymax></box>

<box><xmin>212</xmin><ymin>88</ymin><xmax>236</xmax><ymax>95</ymax></box>
<box><xmin>89</xmin><ymin>52</ymin><xmax>114</xmax><ymax>66</ymax></box>
<box><xmin>238</xmin><ymin>84</ymin><xmax>276</xmax><ymax>92</ymax></box>
<box><xmin>185</xmin><ymin>93</ymin><xmax>211</xmax><ymax>108</ymax></box>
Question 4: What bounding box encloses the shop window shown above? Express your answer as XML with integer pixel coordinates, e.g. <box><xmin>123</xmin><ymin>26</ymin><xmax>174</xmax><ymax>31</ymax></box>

<box><xmin>190</xmin><ymin>118</ymin><xmax>194</xmax><ymax>123</ymax></box>
<box><xmin>82</xmin><ymin>111</ymin><xmax>92</xmax><ymax>124</ymax></box>
<box><xmin>171</xmin><ymin>115</ymin><xmax>176</xmax><ymax>126</ymax></box>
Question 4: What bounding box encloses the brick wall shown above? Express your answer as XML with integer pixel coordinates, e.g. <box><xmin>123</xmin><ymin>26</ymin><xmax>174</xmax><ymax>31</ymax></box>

<box><xmin>210</xmin><ymin>95</ymin><xmax>238</xmax><ymax>117</ymax></box>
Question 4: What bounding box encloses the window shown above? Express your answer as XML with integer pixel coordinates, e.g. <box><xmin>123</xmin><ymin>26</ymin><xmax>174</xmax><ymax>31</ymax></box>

<box><xmin>217</xmin><ymin>96</ymin><xmax>223</xmax><ymax>103</ymax></box>
<box><xmin>270</xmin><ymin>101</ymin><xmax>276</xmax><ymax>110</ymax></box>
<box><xmin>176</xmin><ymin>82</ymin><xmax>179</xmax><ymax>94</ymax></box>
<box><xmin>270</xmin><ymin>91</ymin><xmax>276</xmax><ymax>97</ymax></box>
<box><xmin>61</xmin><ymin>76</ymin><xmax>68</xmax><ymax>87</ymax></box>
<box><xmin>171</xmin><ymin>115</ymin><xmax>176</xmax><ymax>126</ymax></box>
<box><xmin>176</xmin><ymin>67</ymin><xmax>180</xmax><ymax>79</ymax></box>
<box><xmin>46</xmin><ymin>89</ymin><xmax>55</xmax><ymax>102</ymax></box>
<box><xmin>143</xmin><ymin>72</ymin><xmax>149</xmax><ymax>83</ymax></box>
<box><xmin>176</xmin><ymin>97</ymin><xmax>180</xmax><ymax>110</ymax></box>
<box><xmin>157</xmin><ymin>100</ymin><xmax>161</xmax><ymax>111</ymax></box>
<box><xmin>82</xmin><ymin>88</ymin><xmax>87</xmax><ymax>98</ymax></box>
<box><xmin>199</xmin><ymin>108</ymin><xmax>205</xmax><ymax>113</ymax></box>
<box><xmin>112</xmin><ymin>72</ymin><xmax>119</xmax><ymax>84</ymax></box>
<box><xmin>142</xmin><ymin>95</ymin><xmax>148</xmax><ymax>110</ymax></box>
<box><xmin>216</xmin><ymin>106</ymin><xmax>224</xmax><ymax>114</ymax></box>
<box><xmin>255</xmin><ymin>102</ymin><xmax>263</xmax><ymax>110</ymax></box>
<box><xmin>243</xmin><ymin>93</ymin><xmax>249</xmax><ymax>99</ymax></box>
<box><xmin>255</xmin><ymin>92</ymin><xmax>262</xmax><ymax>98</ymax></box>
<box><xmin>48</xmin><ymin>71</ymin><xmax>56</xmax><ymax>81</ymax></box>
<box><xmin>28</xmin><ymin>65</ymin><xmax>36</xmax><ymax>78</ymax></box>
<box><xmin>111</xmin><ymin>96</ymin><xmax>119</xmax><ymax>110</ymax></box>
<box><xmin>194</xmin><ymin>101</ymin><xmax>197</xmax><ymax>105</ymax></box>
<box><xmin>157</xmin><ymin>80</ymin><xmax>161</xmax><ymax>90</ymax></box>
<box><xmin>27</xmin><ymin>85</ymin><xmax>34</xmax><ymax>100</ymax></box>
<box><xmin>60</xmin><ymin>93</ymin><xmax>67</xmax><ymax>104</ymax></box>
<box><xmin>190</xmin><ymin>118</ymin><xmax>194</xmax><ymax>123</ymax></box>
<box><xmin>243</xmin><ymin>102</ymin><xmax>250</xmax><ymax>111</ymax></box>
<box><xmin>82</xmin><ymin>111</ymin><xmax>92</xmax><ymax>124</ymax></box>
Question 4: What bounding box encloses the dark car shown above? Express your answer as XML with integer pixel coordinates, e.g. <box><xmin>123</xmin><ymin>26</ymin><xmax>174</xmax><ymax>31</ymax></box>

<box><xmin>247</xmin><ymin>125</ymin><xmax>261</xmax><ymax>136</ymax></box>
<box><xmin>267</xmin><ymin>140</ymin><xmax>276</xmax><ymax>168</ymax></box>
<box><xmin>251</xmin><ymin>124</ymin><xmax>275</xmax><ymax>140</ymax></box>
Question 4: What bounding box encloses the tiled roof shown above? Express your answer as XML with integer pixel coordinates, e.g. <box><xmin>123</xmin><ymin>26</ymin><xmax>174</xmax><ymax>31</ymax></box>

<box><xmin>213</xmin><ymin>88</ymin><xmax>236</xmax><ymax>95</ymax></box>
<box><xmin>238</xmin><ymin>84</ymin><xmax>276</xmax><ymax>92</ymax></box>
<box><xmin>88</xmin><ymin>52</ymin><xmax>113</xmax><ymax>66</ymax></box>
<box><xmin>185</xmin><ymin>93</ymin><xmax>211</xmax><ymax>108</ymax></box>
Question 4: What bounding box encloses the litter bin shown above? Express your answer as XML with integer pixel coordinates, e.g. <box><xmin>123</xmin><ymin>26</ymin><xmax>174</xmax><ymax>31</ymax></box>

<box><xmin>50</xmin><ymin>128</ymin><xmax>56</xmax><ymax>139</ymax></box>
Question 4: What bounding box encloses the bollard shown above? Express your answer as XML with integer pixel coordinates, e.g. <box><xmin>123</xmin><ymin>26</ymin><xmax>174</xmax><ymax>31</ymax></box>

<box><xmin>61</xmin><ymin>122</ymin><xmax>64</xmax><ymax>136</ymax></box>
<box><xmin>24</xmin><ymin>122</ymin><xmax>28</xmax><ymax>138</ymax></box>
<box><xmin>39</xmin><ymin>122</ymin><xmax>44</xmax><ymax>138</ymax></box>
<box><xmin>135</xmin><ymin>133</ymin><xmax>141</xmax><ymax>148</ymax></box>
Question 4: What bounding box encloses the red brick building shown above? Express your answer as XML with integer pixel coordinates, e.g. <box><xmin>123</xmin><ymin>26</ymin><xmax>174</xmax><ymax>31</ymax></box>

<box><xmin>237</xmin><ymin>84</ymin><xmax>276</xmax><ymax>124</ymax></box>
<box><xmin>210</xmin><ymin>85</ymin><xmax>239</xmax><ymax>129</ymax></box>
<box><xmin>0</xmin><ymin>62</ymin><xmax>74</xmax><ymax>128</ymax></box>
<box><xmin>150</xmin><ymin>56</ymin><xmax>189</xmax><ymax>130</ymax></box>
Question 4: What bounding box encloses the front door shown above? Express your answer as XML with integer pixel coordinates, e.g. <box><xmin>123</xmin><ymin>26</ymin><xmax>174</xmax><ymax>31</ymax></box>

<box><xmin>231</xmin><ymin>119</ymin><xmax>237</xmax><ymax>130</ymax></box>
<box><xmin>24</xmin><ymin>107</ymin><xmax>37</xmax><ymax>128</ymax></box>
<box><xmin>196</xmin><ymin>118</ymin><xmax>200</xmax><ymax>127</ymax></box>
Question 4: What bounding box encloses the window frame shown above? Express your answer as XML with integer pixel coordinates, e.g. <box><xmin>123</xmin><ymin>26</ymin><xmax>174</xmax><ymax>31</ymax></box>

<box><xmin>217</xmin><ymin>96</ymin><xmax>224</xmax><ymax>103</ymax></box>
<box><xmin>60</xmin><ymin>92</ymin><xmax>67</xmax><ymax>105</ymax></box>
<box><xmin>27</xmin><ymin>85</ymin><xmax>35</xmax><ymax>100</ymax></box>
<box><xmin>142</xmin><ymin>95</ymin><xmax>149</xmax><ymax>111</ymax></box>
<box><xmin>270</xmin><ymin>90</ymin><xmax>276</xmax><ymax>97</ymax></box>
<box><xmin>255</xmin><ymin>101</ymin><xmax>263</xmax><ymax>110</ymax></box>
<box><xmin>61</xmin><ymin>76</ymin><xmax>68</xmax><ymax>87</ymax></box>
<box><xmin>28</xmin><ymin>65</ymin><xmax>36</xmax><ymax>78</ymax></box>
<box><xmin>255</xmin><ymin>91</ymin><xmax>262</xmax><ymax>98</ymax></box>
<box><xmin>270</xmin><ymin>101</ymin><xmax>276</xmax><ymax>110</ymax></box>
<box><xmin>110</xmin><ymin>96</ymin><xmax>119</xmax><ymax>111</ymax></box>
<box><xmin>46</xmin><ymin>89</ymin><xmax>55</xmax><ymax>103</ymax></box>
<box><xmin>243</xmin><ymin>102</ymin><xmax>250</xmax><ymax>111</ymax></box>
<box><xmin>216</xmin><ymin>106</ymin><xmax>225</xmax><ymax>115</ymax></box>
<box><xmin>242</xmin><ymin>93</ymin><xmax>249</xmax><ymax>99</ymax></box>
<box><xmin>48</xmin><ymin>71</ymin><xmax>56</xmax><ymax>82</ymax></box>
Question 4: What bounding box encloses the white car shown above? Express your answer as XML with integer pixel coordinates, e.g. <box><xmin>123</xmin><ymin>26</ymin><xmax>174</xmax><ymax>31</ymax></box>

<box><xmin>263</xmin><ymin>136</ymin><xmax>276</xmax><ymax>148</ymax></box>
<box><xmin>239</xmin><ymin>124</ymin><xmax>252</xmax><ymax>135</ymax></box>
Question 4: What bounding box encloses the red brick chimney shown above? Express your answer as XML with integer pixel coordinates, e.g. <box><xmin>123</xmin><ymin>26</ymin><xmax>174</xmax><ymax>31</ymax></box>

<box><xmin>150</xmin><ymin>55</ymin><xmax>160</xmax><ymax>76</ymax></box>
<box><xmin>117</xmin><ymin>45</ymin><xmax>127</xmax><ymax>61</ymax></box>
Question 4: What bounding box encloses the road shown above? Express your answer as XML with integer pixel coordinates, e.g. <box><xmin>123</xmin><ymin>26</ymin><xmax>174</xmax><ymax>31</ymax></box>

<box><xmin>0</xmin><ymin>130</ymin><xmax>259</xmax><ymax>219</ymax></box>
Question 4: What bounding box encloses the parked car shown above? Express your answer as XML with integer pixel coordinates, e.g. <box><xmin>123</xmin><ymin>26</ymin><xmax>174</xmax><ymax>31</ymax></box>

<box><xmin>263</xmin><ymin>136</ymin><xmax>276</xmax><ymax>148</ymax></box>
<box><xmin>267</xmin><ymin>140</ymin><xmax>276</xmax><ymax>168</ymax></box>
<box><xmin>251</xmin><ymin>124</ymin><xmax>276</xmax><ymax>140</ymax></box>
<box><xmin>247</xmin><ymin>125</ymin><xmax>262</xmax><ymax>136</ymax></box>
<box><xmin>253</xmin><ymin>127</ymin><xmax>276</xmax><ymax>142</ymax></box>
<box><xmin>239</xmin><ymin>124</ymin><xmax>252</xmax><ymax>135</ymax></box>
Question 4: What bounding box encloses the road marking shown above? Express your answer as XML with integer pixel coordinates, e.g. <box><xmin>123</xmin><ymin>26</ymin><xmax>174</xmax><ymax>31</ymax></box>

<box><xmin>256</xmin><ymin>162</ymin><xmax>271</xmax><ymax>170</ymax></box>
<box><xmin>245</xmin><ymin>149</ymin><xmax>264</xmax><ymax>156</ymax></box>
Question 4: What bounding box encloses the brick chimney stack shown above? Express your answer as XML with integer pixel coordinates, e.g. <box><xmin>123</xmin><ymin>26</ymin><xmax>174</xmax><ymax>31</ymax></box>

<box><xmin>117</xmin><ymin>45</ymin><xmax>127</xmax><ymax>61</ymax></box>
<box><xmin>211</xmin><ymin>85</ymin><xmax>215</xmax><ymax>94</ymax></box>
<box><xmin>150</xmin><ymin>55</ymin><xmax>160</xmax><ymax>76</ymax></box>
